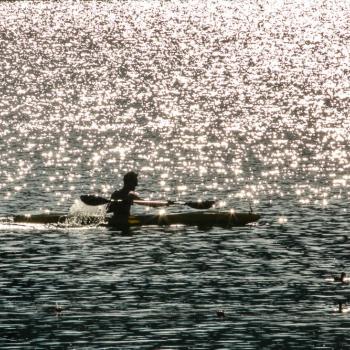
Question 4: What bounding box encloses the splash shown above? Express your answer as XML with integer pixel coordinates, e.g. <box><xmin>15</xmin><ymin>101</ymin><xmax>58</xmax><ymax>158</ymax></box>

<box><xmin>69</xmin><ymin>199</ymin><xmax>107</xmax><ymax>216</ymax></box>
<box><xmin>62</xmin><ymin>199</ymin><xmax>107</xmax><ymax>227</ymax></box>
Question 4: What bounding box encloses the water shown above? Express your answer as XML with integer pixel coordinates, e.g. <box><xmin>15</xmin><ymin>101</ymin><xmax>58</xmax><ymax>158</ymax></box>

<box><xmin>1</xmin><ymin>0</ymin><xmax>350</xmax><ymax>349</ymax></box>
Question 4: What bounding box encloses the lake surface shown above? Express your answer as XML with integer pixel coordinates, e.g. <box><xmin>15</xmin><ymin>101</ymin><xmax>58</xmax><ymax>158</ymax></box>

<box><xmin>0</xmin><ymin>1</ymin><xmax>350</xmax><ymax>349</ymax></box>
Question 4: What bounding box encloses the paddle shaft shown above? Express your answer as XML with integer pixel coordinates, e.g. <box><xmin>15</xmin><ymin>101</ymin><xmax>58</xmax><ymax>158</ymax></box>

<box><xmin>80</xmin><ymin>195</ymin><xmax>215</xmax><ymax>209</ymax></box>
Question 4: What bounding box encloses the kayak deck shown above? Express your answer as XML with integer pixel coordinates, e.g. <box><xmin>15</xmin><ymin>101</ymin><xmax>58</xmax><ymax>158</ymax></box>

<box><xmin>10</xmin><ymin>211</ymin><xmax>260</xmax><ymax>228</ymax></box>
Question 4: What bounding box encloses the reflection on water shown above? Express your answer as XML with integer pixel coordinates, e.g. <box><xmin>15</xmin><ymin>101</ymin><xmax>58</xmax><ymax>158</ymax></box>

<box><xmin>0</xmin><ymin>0</ymin><xmax>350</xmax><ymax>348</ymax></box>
<box><xmin>0</xmin><ymin>0</ymin><xmax>349</xmax><ymax>213</ymax></box>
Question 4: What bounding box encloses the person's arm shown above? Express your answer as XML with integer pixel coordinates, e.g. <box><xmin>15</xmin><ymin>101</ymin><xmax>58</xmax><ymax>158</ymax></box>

<box><xmin>128</xmin><ymin>192</ymin><xmax>171</xmax><ymax>207</ymax></box>
<box><xmin>128</xmin><ymin>191</ymin><xmax>141</xmax><ymax>200</ymax></box>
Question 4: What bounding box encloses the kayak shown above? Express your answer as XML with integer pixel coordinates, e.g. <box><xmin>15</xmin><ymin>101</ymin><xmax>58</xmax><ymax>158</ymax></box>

<box><xmin>10</xmin><ymin>211</ymin><xmax>260</xmax><ymax>228</ymax></box>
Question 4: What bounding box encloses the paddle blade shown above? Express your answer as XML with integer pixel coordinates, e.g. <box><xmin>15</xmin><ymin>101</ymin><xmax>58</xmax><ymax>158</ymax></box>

<box><xmin>185</xmin><ymin>200</ymin><xmax>216</xmax><ymax>210</ymax></box>
<box><xmin>80</xmin><ymin>195</ymin><xmax>110</xmax><ymax>206</ymax></box>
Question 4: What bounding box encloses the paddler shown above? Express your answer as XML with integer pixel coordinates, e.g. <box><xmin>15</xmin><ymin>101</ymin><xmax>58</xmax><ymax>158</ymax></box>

<box><xmin>108</xmin><ymin>171</ymin><xmax>141</xmax><ymax>225</ymax></box>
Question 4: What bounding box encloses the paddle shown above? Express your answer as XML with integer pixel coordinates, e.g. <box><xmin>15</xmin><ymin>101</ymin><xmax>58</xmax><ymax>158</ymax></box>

<box><xmin>80</xmin><ymin>195</ymin><xmax>215</xmax><ymax>210</ymax></box>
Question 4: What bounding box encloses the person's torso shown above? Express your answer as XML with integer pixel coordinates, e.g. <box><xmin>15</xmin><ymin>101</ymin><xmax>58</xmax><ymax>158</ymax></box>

<box><xmin>110</xmin><ymin>188</ymin><xmax>132</xmax><ymax>217</ymax></box>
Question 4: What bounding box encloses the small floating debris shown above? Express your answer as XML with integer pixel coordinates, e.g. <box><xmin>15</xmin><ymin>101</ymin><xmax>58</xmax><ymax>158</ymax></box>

<box><xmin>334</xmin><ymin>272</ymin><xmax>349</xmax><ymax>284</ymax></box>
<box><xmin>54</xmin><ymin>302</ymin><xmax>63</xmax><ymax>314</ymax></box>
<box><xmin>337</xmin><ymin>301</ymin><xmax>349</xmax><ymax>314</ymax></box>
<box><xmin>216</xmin><ymin>309</ymin><xmax>225</xmax><ymax>318</ymax></box>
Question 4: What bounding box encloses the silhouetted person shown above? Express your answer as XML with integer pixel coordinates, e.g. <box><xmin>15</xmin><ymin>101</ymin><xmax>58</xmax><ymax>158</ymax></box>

<box><xmin>108</xmin><ymin>171</ymin><xmax>141</xmax><ymax>226</ymax></box>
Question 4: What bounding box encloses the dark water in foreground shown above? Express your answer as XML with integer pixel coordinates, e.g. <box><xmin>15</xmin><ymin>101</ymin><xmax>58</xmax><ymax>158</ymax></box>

<box><xmin>2</xmin><ymin>216</ymin><xmax>350</xmax><ymax>349</ymax></box>
<box><xmin>1</xmin><ymin>1</ymin><xmax>350</xmax><ymax>349</ymax></box>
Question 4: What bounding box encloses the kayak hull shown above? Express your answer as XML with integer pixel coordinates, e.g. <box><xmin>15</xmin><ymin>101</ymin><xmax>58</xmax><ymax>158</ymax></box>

<box><xmin>108</xmin><ymin>212</ymin><xmax>260</xmax><ymax>227</ymax></box>
<box><xmin>11</xmin><ymin>211</ymin><xmax>260</xmax><ymax>228</ymax></box>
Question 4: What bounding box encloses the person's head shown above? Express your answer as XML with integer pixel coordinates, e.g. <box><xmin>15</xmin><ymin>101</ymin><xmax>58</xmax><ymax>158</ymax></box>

<box><xmin>123</xmin><ymin>171</ymin><xmax>138</xmax><ymax>190</ymax></box>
